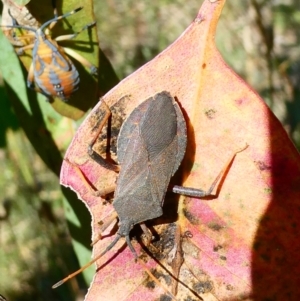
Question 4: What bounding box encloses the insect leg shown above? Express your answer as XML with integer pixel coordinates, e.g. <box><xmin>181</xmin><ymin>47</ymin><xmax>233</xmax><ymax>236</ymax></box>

<box><xmin>40</xmin><ymin>7</ymin><xmax>83</xmax><ymax>32</ymax></box>
<box><xmin>53</xmin><ymin>231</ymin><xmax>178</xmax><ymax>300</ymax></box>
<box><xmin>64</xmin><ymin>157</ymin><xmax>119</xmax><ymax>244</ymax></box>
<box><xmin>3</xmin><ymin>8</ymin><xmax>35</xmax><ymax>47</ymax></box>
<box><xmin>139</xmin><ymin>223</ymin><xmax>154</xmax><ymax>246</ymax></box>
<box><xmin>172</xmin><ymin>144</ymin><xmax>248</xmax><ymax>197</ymax></box>
<box><xmin>7</xmin><ymin>8</ymin><xmax>18</xmax><ymax>40</ymax></box>
<box><xmin>55</xmin><ymin>21</ymin><xmax>97</xmax><ymax>74</ymax></box>
<box><xmin>15</xmin><ymin>43</ymin><xmax>34</xmax><ymax>55</ymax></box>
<box><xmin>52</xmin><ymin>0</ymin><xmax>58</xmax><ymax>17</ymax></box>
<box><xmin>88</xmin><ymin>100</ymin><xmax>120</xmax><ymax>172</ymax></box>
<box><xmin>91</xmin><ymin>211</ymin><xmax>119</xmax><ymax>246</ymax></box>
<box><xmin>55</xmin><ymin>21</ymin><xmax>96</xmax><ymax>42</ymax></box>
<box><xmin>7</xmin><ymin>8</ymin><xmax>17</xmax><ymax>26</ymax></box>
<box><xmin>48</xmin><ymin>0</ymin><xmax>58</xmax><ymax>30</ymax></box>
<box><xmin>64</xmin><ymin>158</ymin><xmax>116</xmax><ymax>197</ymax></box>
<box><xmin>62</xmin><ymin>47</ymin><xmax>97</xmax><ymax>75</ymax></box>
<box><xmin>27</xmin><ymin>62</ymin><xmax>35</xmax><ymax>90</ymax></box>
<box><xmin>52</xmin><ymin>234</ymin><xmax>124</xmax><ymax>289</ymax></box>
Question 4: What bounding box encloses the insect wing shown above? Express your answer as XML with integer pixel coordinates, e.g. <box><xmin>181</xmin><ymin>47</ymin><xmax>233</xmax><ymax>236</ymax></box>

<box><xmin>114</xmin><ymin>124</ymin><xmax>163</xmax><ymax>223</ymax></box>
<box><xmin>137</xmin><ymin>92</ymin><xmax>180</xmax><ymax>202</ymax></box>
<box><xmin>116</xmin><ymin>92</ymin><xmax>178</xmax><ymax>200</ymax></box>
<box><xmin>171</xmin><ymin>100</ymin><xmax>187</xmax><ymax>175</ymax></box>
<box><xmin>114</xmin><ymin>92</ymin><xmax>184</xmax><ymax>224</ymax></box>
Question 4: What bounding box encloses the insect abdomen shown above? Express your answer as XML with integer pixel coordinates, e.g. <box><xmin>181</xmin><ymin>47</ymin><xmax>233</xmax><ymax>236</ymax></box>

<box><xmin>33</xmin><ymin>39</ymin><xmax>80</xmax><ymax>100</ymax></box>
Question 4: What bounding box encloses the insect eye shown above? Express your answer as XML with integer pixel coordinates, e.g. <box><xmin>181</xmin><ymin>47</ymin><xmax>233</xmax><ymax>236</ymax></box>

<box><xmin>55</xmin><ymin>84</ymin><xmax>61</xmax><ymax>88</ymax></box>
<box><xmin>57</xmin><ymin>91</ymin><xmax>64</xmax><ymax>96</ymax></box>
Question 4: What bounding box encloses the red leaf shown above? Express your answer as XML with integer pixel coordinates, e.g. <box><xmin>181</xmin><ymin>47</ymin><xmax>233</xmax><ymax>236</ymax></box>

<box><xmin>61</xmin><ymin>0</ymin><xmax>300</xmax><ymax>300</ymax></box>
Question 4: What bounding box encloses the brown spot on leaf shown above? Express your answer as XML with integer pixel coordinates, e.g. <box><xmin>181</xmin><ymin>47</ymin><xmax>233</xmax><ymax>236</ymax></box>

<box><xmin>226</xmin><ymin>284</ymin><xmax>234</xmax><ymax>291</ymax></box>
<box><xmin>195</xmin><ymin>13</ymin><xmax>205</xmax><ymax>24</ymax></box>
<box><xmin>183</xmin><ymin>231</ymin><xmax>193</xmax><ymax>238</ymax></box>
<box><xmin>235</xmin><ymin>98</ymin><xmax>249</xmax><ymax>106</ymax></box>
<box><xmin>145</xmin><ymin>269</ymin><xmax>172</xmax><ymax>289</ymax></box>
<box><xmin>182</xmin><ymin>239</ymin><xmax>200</xmax><ymax>259</ymax></box>
<box><xmin>89</xmin><ymin>95</ymin><xmax>130</xmax><ymax>158</ymax></box>
<box><xmin>183</xmin><ymin>296</ymin><xmax>199</xmax><ymax>301</ymax></box>
<box><xmin>208</xmin><ymin>222</ymin><xmax>223</xmax><ymax>231</ymax></box>
<box><xmin>205</xmin><ymin>108</ymin><xmax>216</xmax><ymax>119</ymax></box>
<box><xmin>193</xmin><ymin>280</ymin><xmax>213</xmax><ymax>294</ymax></box>
<box><xmin>255</xmin><ymin>160</ymin><xmax>271</xmax><ymax>171</ymax></box>
<box><xmin>159</xmin><ymin>295</ymin><xmax>172</xmax><ymax>301</ymax></box>
<box><xmin>183</xmin><ymin>209</ymin><xmax>199</xmax><ymax>225</ymax></box>
<box><xmin>151</xmin><ymin>223</ymin><xmax>177</xmax><ymax>260</ymax></box>
<box><xmin>213</xmin><ymin>244</ymin><xmax>223</xmax><ymax>252</ymax></box>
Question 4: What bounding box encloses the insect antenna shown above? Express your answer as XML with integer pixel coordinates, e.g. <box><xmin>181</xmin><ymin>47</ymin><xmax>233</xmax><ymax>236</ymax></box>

<box><xmin>1</xmin><ymin>7</ymin><xmax>84</xmax><ymax>34</ymax></box>
<box><xmin>53</xmin><ymin>232</ymin><xmax>178</xmax><ymax>300</ymax></box>
<box><xmin>52</xmin><ymin>0</ymin><xmax>58</xmax><ymax>18</ymax></box>
<box><xmin>40</xmin><ymin>6</ymin><xmax>83</xmax><ymax>32</ymax></box>
<box><xmin>0</xmin><ymin>24</ymin><xmax>37</xmax><ymax>33</ymax></box>
<box><xmin>52</xmin><ymin>234</ymin><xmax>122</xmax><ymax>289</ymax></box>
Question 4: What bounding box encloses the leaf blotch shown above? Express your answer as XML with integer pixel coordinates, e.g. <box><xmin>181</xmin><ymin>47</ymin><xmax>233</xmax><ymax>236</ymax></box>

<box><xmin>145</xmin><ymin>278</ymin><xmax>155</xmax><ymax>290</ymax></box>
<box><xmin>213</xmin><ymin>244</ymin><xmax>223</xmax><ymax>252</ymax></box>
<box><xmin>145</xmin><ymin>269</ymin><xmax>172</xmax><ymax>289</ymax></box>
<box><xmin>205</xmin><ymin>108</ymin><xmax>216</xmax><ymax>119</ymax></box>
<box><xmin>90</xmin><ymin>107</ymin><xmax>107</xmax><ymax>132</ymax></box>
<box><xmin>183</xmin><ymin>209</ymin><xmax>199</xmax><ymax>225</ymax></box>
<box><xmin>235</xmin><ymin>98</ymin><xmax>249</xmax><ymax>106</ymax></box>
<box><xmin>183</xmin><ymin>296</ymin><xmax>198</xmax><ymax>301</ymax></box>
<box><xmin>264</xmin><ymin>187</ymin><xmax>272</xmax><ymax>194</ymax></box>
<box><xmin>193</xmin><ymin>280</ymin><xmax>213</xmax><ymax>294</ymax></box>
<box><xmin>255</xmin><ymin>160</ymin><xmax>271</xmax><ymax>171</ymax></box>
<box><xmin>90</xmin><ymin>95</ymin><xmax>130</xmax><ymax>157</ymax></box>
<box><xmin>159</xmin><ymin>294</ymin><xmax>172</xmax><ymax>301</ymax></box>
<box><xmin>261</xmin><ymin>253</ymin><xmax>271</xmax><ymax>263</ymax></box>
<box><xmin>151</xmin><ymin>223</ymin><xmax>177</xmax><ymax>259</ymax></box>
<box><xmin>202</xmin><ymin>63</ymin><xmax>206</xmax><ymax>69</ymax></box>
<box><xmin>195</xmin><ymin>15</ymin><xmax>204</xmax><ymax>24</ymax></box>
<box><xmin>107</xmin><ymin>96</ymin><xmax>129</xmax><ymax>155</ymax></box>
<box><xmin>208</xmin><ymin>222</ymin><xmax>223</xmax><ymax>231</ymax></box>
<box><xmin>226</xmin><ymin>284</ymin><xmax>234</xmax><ymax>291</ymax></box>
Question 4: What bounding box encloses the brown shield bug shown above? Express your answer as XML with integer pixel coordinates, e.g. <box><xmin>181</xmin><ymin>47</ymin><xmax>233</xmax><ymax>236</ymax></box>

<box><xmin>53</xmin><ymin>91</ymin><xmax>247</xmax><ymax>297</ymax></box>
